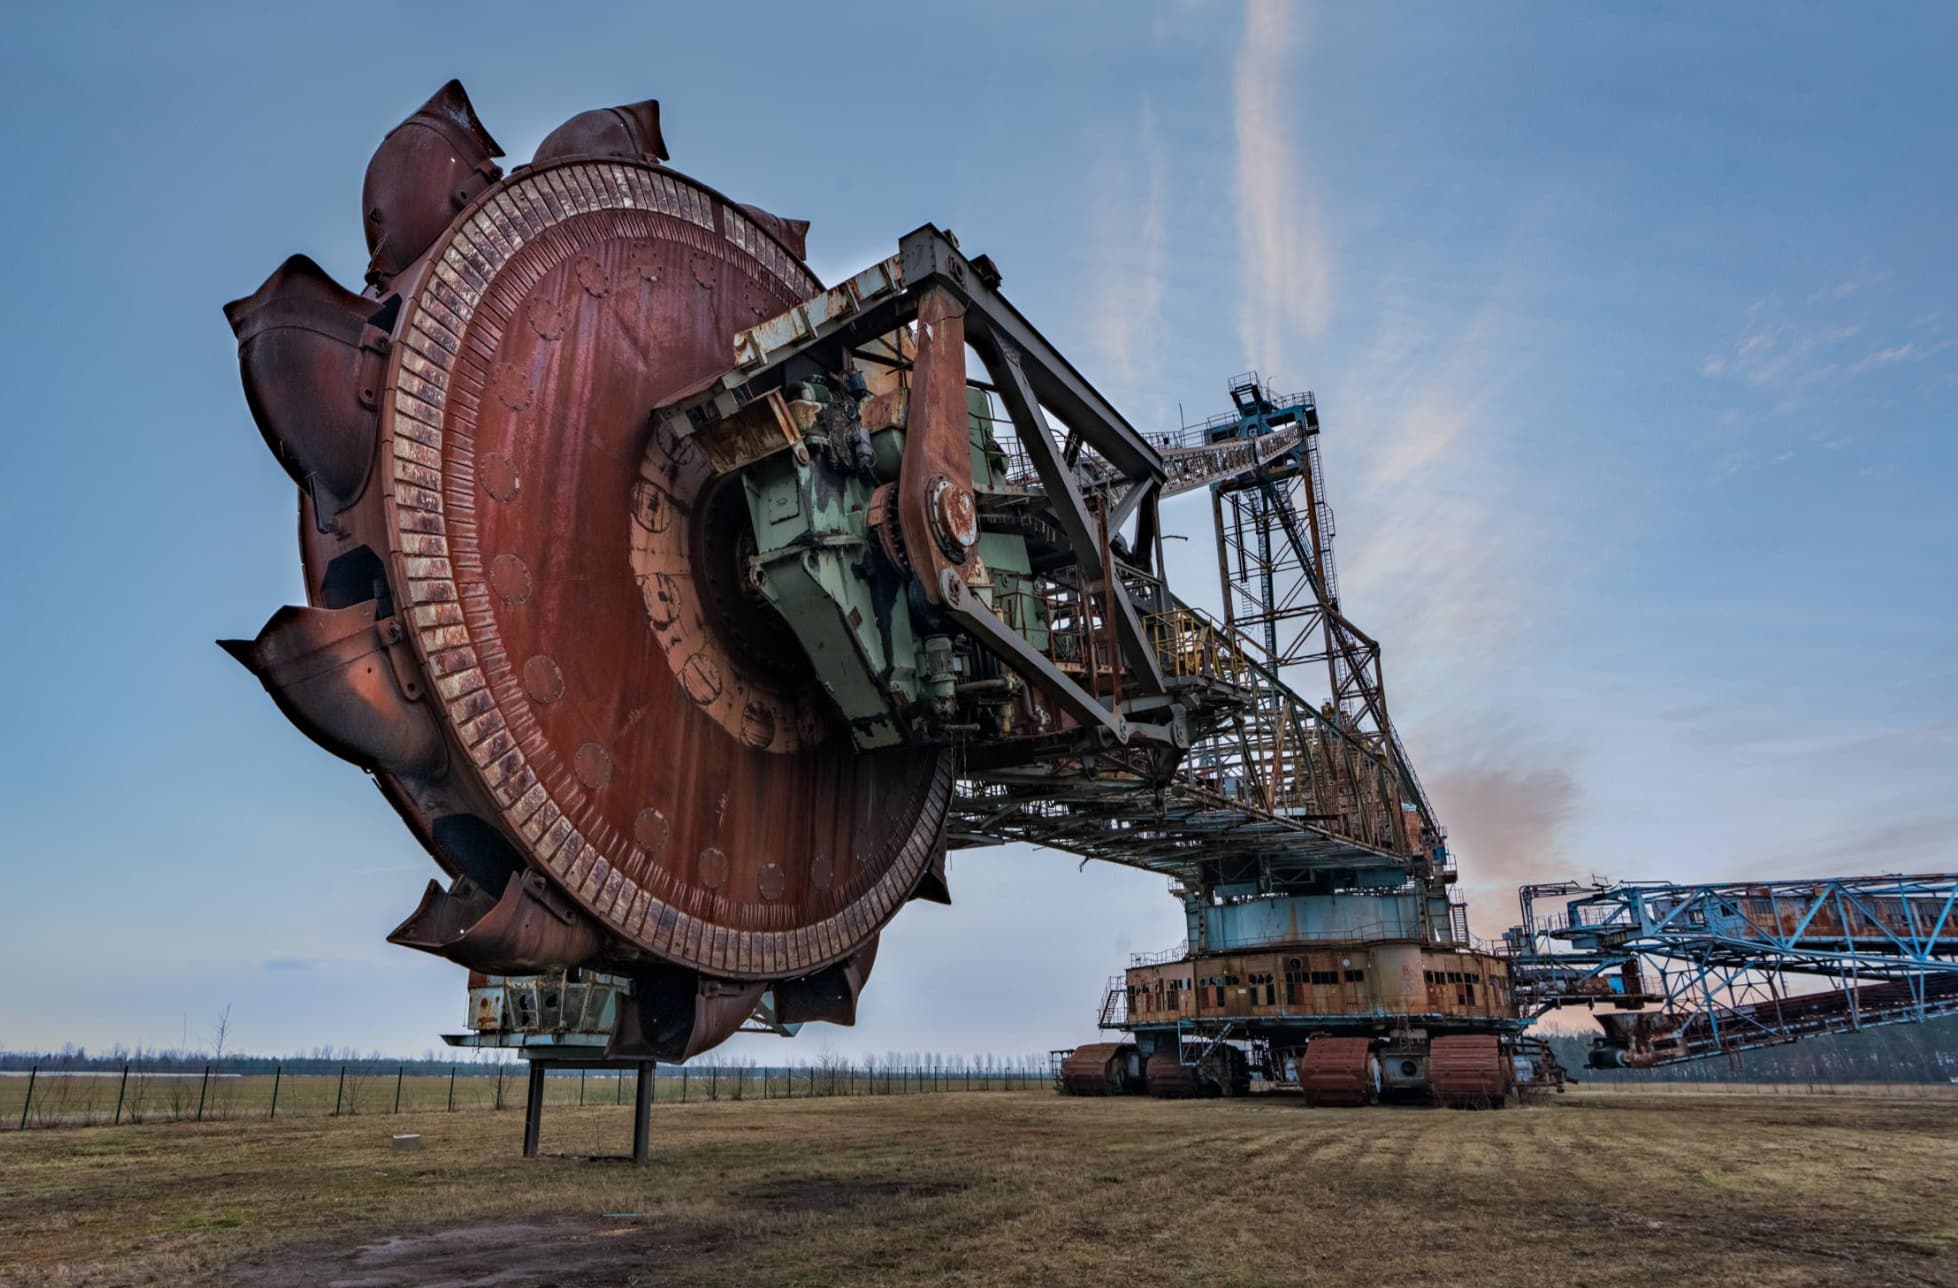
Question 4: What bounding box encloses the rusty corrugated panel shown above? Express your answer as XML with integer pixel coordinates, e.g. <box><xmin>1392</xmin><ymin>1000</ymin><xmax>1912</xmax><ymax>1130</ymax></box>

<box><xmin>1143</xmin><ymin>1048</ymin><xmax>1197</xmax><ymax>1099</ymax></box>
<box><xmin>1428</xmin><ymin>1034</ymin><xmax>1512</xmax><ymax>1107</ymax></box>
<box><xmin>1058</xmin><ymin>1043</ymin><xmax>1134</xmax><ymax>1096</ymax></box>
<box><xmin>1300</xmin><ymin>1036</ymin><xmax>1377</xmax><ymax>1106</ymax></box>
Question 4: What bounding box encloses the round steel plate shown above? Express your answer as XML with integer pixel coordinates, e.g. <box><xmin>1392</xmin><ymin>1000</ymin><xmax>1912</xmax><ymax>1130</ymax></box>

<box><xmin>378</xmin><ymin>158</ymin><xmax>951</xmax><ymax>979</ymax></box>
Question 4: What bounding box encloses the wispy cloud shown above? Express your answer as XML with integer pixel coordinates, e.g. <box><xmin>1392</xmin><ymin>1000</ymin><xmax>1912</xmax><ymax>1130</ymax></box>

<box><xmin>1310</xmin><ymin>256</ymin><xmax>1578</xmax><ymax>927</ymax></box>
<box><xmin>1738</xmin><ymin>810</ymin><xmax>1958</xmax><ymax>881</ymax></box>
<box><xmin>1698</xmin><ymin>271</ymin><xmax>1953</xmax><ymax>473</ymax></box>
<box><xmin>1808</xmin><ymin>271</ymin><xmax>1889</xmax><ymax>305</ymax></box>
<box><xmin>1697</xmin><ymin>270</ymin><xmax>1951</xmax><ymax>400</ymax></box>
<box><xmin>1336</xmin><ymin>265</ymin><xmax>1539</xmax><ymax>668</ymax></box>
<box><xmin>1846</xmin><ymin>340</ymin><xmax>1953</xmax><ymax>376</ymax></box>
<box><xmin>1703</xmin><ymin>300</ymin><xmax>1861</xmax><ymax>397</ymax></box>
<box><xmin>1233</xmin><ymin>0</ymin><xmax>1332</xmax><ymax>377</ymax></box>
<box><xmin>1360</xmin><ymin>302</ymin><xmax>1506</xmax><ymax>488</ymax></box>
<box><xmin>1086</xmin><ymin>102</ymin><xmax>1169</xmax><ymax>406</ymax></box>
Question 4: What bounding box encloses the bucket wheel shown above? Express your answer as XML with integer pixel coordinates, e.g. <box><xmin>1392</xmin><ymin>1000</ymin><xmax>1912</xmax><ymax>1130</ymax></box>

<box><xmin>221</xmin><ymin>82</ymin><xmax>954</xmax><ymax>1060</ymax></box>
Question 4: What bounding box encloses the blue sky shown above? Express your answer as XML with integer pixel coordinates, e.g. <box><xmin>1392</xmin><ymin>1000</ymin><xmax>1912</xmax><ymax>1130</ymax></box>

<box><xmin>1</xmin><ymin>2</ymin><xmax>1952</xmax><ymax>1061</ymax></box>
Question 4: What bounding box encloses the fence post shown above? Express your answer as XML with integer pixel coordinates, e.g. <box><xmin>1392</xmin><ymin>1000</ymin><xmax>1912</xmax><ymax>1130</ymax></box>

<box><xmin>447</xmin><ymin>1064</ymin><xmax>456</xmax><ymax>1112</ymax></box>
<box><xmin>114</xmin><ymin>1063</ymin><xmax>130</xmax><ymax>1126</ymax></box>
<box><xmin>196</xmin><ymin>1065</ymin><xmax>211</xmax><ymax>1122</ymax></box>
<box><xmin>269</xmin><ymin>1065</ymin><xmax>281</xmax><ymax>1120</ymax></box>
<box><xmin>394</xmin><ymin>1066</ymin><xmax>404</xmax><ymax>1115</ymax></box>
<box><xmin>334</xmin><ymin>1065</ymin><xmax>346</xmax><ymax>1116</ymax></box>
<box><xmin>495</xmin><ymin>1065</ymin><xmax>505</xmax><ymax>1111</ymax></box>
<box><xmin>616</xmin><ymin>1069</ymin><xmax>624</xmax><ymax>1105</ymax></box>
<box><xmin>17</xmin><ymin>1066</ymin><xmax>36</xmax><ymax>1130</ymax></box>
<box><xmin>681</xmin><ymin>1068</ymin><xmax>688</xmax><ymax>1103</ymax></box>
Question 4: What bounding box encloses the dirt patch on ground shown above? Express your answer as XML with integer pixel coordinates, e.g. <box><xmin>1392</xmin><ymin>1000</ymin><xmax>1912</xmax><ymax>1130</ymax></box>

<box><xmin>737</xmin><ymin>1176</ymin><xmax>969</xmax><ymax>1214</ymax></box>
<box><xmin>222</xmin><ymin>1216</ymin><xmax>734</xmax><ymax>1288</ymax></box>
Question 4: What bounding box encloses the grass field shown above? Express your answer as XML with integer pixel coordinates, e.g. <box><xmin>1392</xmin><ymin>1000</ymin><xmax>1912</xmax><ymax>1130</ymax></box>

<box><xmin>2</xmin><ymin>1087</ymin><xmax>1955</xmax><ymax>1287</ymax></box>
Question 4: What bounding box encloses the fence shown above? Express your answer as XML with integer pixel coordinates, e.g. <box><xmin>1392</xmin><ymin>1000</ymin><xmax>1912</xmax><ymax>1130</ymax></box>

<box><xmin>0</xmin><ymin>1060</ymin><xmax>1052</xmax><ymax>1132</ymax></box>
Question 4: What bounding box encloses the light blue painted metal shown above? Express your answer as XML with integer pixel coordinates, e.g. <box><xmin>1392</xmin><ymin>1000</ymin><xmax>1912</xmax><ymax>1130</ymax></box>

<box><xmin>1518</xmin><ymin>874</ymin><xmax>1958</xmax><ymax>975</ymax></box>
<box><xmin>1508</xmin><ymin>873</ymin><xmax>1958</xmax><ymax>1067</ymax></box>
<box><xmin>1191</xmin><ymin>891</ymin><xmax>1452</xmax><ymax>952</ymax></box>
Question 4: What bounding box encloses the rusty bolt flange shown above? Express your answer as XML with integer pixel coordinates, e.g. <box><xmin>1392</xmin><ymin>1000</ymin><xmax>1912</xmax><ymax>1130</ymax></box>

<box><xmin>928</xmin><ymin>475</ymin><xmax>978</xmax><ymax>558</ymax></box>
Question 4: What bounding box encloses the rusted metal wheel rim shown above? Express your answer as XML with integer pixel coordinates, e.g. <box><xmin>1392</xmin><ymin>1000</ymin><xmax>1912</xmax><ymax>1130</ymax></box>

<box><xmin>377</xmin><ymin>156</ymin><xmax>953</xmax><ymax>980</ymax></box>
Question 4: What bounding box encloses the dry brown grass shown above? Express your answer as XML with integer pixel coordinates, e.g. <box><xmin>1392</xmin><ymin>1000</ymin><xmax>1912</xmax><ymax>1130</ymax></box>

<box><xmin>2</xmin><ymin>1087</ymin><xmax>1955</xmax><ymax>1287</ymax></box>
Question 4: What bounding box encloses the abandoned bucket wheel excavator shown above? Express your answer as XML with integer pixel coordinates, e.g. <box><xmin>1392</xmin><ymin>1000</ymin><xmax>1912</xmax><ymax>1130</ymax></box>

<box><xmin>222</xmin><ymin>82</ymin><xmax>1958</xmax><ymax>1155</ymax></box>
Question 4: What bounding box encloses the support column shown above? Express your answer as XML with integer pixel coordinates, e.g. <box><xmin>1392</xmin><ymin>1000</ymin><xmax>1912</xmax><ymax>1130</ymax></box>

<box><xmin>521</xmin><ymin>1062</ymin><xmax>546</xmax><ymax>1159</ymax></box>
<box><xmin>632</xmin><ymin>1061</ymin><xmax>654</xmax><ymax>1165</ymax></box>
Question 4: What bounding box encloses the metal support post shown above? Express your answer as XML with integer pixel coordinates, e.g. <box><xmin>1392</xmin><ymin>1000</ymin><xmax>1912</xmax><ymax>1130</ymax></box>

<box><xmin>521</xmin><ymin>1063</ymin><xmax>546</xmax><ymax>1159</ymax></box>
<box><xmin>632</xmin><ymin>1061</ymin><xmax>654</xmax><ymax>1165</ymax></box>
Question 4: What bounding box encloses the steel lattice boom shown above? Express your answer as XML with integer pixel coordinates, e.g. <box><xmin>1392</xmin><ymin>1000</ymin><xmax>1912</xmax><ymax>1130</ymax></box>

<box><xmin>1507</xmin><ymin>874</ymin><xmax>1958</xmax><ymax>1067</ymax></box>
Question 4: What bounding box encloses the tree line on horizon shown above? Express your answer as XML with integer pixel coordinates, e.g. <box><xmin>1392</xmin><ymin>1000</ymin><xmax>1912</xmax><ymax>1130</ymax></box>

<box><xmin>0</xmin><ymin>1041</ymin><xmax>1059</xmax><ymax>1080</ymax></box>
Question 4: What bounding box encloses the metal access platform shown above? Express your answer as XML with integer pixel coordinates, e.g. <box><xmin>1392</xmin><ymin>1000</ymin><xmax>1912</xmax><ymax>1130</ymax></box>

<box><xmin>441</xmin><ymin>972</ymin><xmax>800</xmax><ymax>1161</ymax></box>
